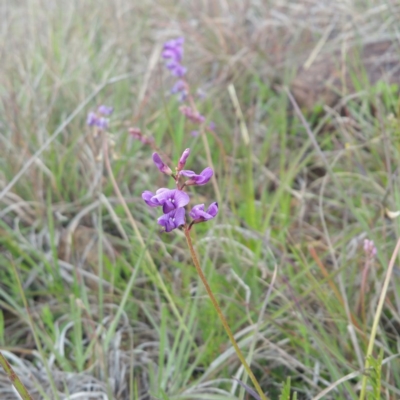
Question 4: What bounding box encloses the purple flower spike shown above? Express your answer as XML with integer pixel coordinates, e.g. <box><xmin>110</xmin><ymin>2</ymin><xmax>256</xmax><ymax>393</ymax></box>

<box><xmin>98</xmin><ymin>105</ymin><xmax>114</xmax><ymax>116</ymax></box>
<box><xmin>158</xmin><ymin>207</ymin><xmax>186</xmax><ymax>232</ymax></box>
<box><xmin>152</xmin><ymin>153</ymin><xmax>173</xmax><ymax>176</ymax></box>
<box><xmin>190</xmin><ymin>202</ymin><xmax>218</xmax><ymax>222</ymax></box>
<box><xmin>180</xmin><ymin>167</ymin><xmax>213</xmax><ymax>186</ymax></box>
<box><xmin>178</xmin><ymin>148</ymin><xmax>190</xmax><ymax>171</ymax></box>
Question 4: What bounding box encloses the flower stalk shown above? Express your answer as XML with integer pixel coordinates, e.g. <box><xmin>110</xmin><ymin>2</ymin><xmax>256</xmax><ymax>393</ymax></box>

<box><xmin>183</xmin><ymin>228</ymin><xmax>268</xmax><ymax>400</ymax></box>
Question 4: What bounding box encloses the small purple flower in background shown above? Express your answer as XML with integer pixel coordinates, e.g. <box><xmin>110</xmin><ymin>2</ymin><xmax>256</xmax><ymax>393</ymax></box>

<box><xmin>177</xmin><ymin>148</ymin><xmax>190</xmax><ymax>171</ymax></box>
<box><xmin>180</xmin><ymin>167</ymin><xmax>213</xmax><ymax>186</ymax></box>
<box><xmin>171</xmin><ymin>80</ymin><xmax>188</xmax><ymax>101</ymax></box>
<box><xmin>179</xmin><ymin>105</ymin><xmax>205</xmax><ymax>124</ymax></box>
<box><xmin>190</xmin><ymin>202</ymin><xmax>218</xmax><ymax>222</ymax></box>
<box><xmin>86</xmin><ymin>105</ymin><xmax>113</xmax><ymax>130</ymax></box>
<box><xmin>363</xmin><ymin>239</ymin><xmax>377</xmax><ymax>258</ymax></box>
<box><xmin>191</xmin><ymin>130</ymin><xmax>199</xmax><ymax>137</ymax></box>
<box><xmin>162</xmin><ymin>37</ymin><xmax>187</xmax><ymax>78</ymax></box>
<box><xmin>158</xmin><ymin>207</ymin><xmax>186</xmax><ymax>232</ymax></box>
<box><xmin>87</xmin><ymin>112</ymin><xmax>98</xmax><ymax>127</ymax></box>
<box><xmin>208</xmin><ymin>121</ymin><xmax>216</xmax><ymax>131</ymax></box>
<box><xmin>152</xmin><ymin>152</ymin><xmax>173</xmax><ymax>176</ymax></box>
<box><xmin>98</xmin><ymin>105</ymin><xmax>114</xmax><ymax>116</ymax></box>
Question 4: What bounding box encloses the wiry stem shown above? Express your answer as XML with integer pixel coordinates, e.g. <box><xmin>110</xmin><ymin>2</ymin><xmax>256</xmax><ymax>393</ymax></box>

<box><xmin>183</xmin><ymin>228</ymin><xmax>268</xmax><ymax>400</ymax></box>
<box><xmin>0</xmin><ymin>351</ymin><xmax>33</xmax><ymax>400</ymax></box>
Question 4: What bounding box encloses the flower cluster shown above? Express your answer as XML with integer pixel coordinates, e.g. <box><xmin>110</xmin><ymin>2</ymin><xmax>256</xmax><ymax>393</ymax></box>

<box><xmin>87</xmin><ymin>105</ymin><xmax>113</xmax><ymax>130</ymax></box>
<box><xmin>142</xmin><ymin>149</ymin><xmax>218</xmax><ymax>232</ymax></box>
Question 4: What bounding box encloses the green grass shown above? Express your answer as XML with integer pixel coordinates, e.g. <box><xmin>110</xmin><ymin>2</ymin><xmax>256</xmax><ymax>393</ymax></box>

<box><xmin>1</xmin><ymin>0</ymin><xmax>400</xmax><ymax>399</ymax></box>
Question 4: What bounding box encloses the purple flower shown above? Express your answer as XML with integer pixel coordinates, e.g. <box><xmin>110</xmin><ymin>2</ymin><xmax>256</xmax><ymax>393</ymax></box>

<box><xmin>98</xmin><ymin>105</ymin><xmax>114</xmax><ymax>115</ymax></box>
<box><xmin>158</xmin><ymin>207</ymin><xmax>186</xmax><ymax>232</ymax></box>
<box><xmin>142</xmin><ymin>188</ymin><xmax>190</xmax><ymax>214</ymax></box>
<box><xmin>152</xmin><ymin>152</ymin><xmax>173</xmax><ymax>176</ymax></box>
<box><xmin>180</xmin><ymin>167</ymin><xmax>213</xmax><ymax>186</ymax></box>
<box><xmin>87</xmin><ymin>112</ymin><xmax>98</xmax><ymax>126</ymax></box>
<box><xmin>86</xmin><ymin>112</ymin><xmax>109</xmax><ymax>130</ymax></box>
<box><xmin>208</xmin><ymin>121</ymin><xmax>216</xmax><ymax>131</ymax></box>
<box><xmin>177</xmin><ymin>148</ymin><xmax>190</xmax><ymax>171</ymax></box>
<box><xmin>191</xmin><ymin>130</ymin><xmax>199</xmax><ymax>137</ymax></box>
<box><xmin>190</xmin><ymin>202</ymin><xmax>218</xmax><ymax>222</ymax></box>
<box><xmin>167</xmin><ymin>61</ymin><xmax>187</xmax><ymax>77</ymax></box>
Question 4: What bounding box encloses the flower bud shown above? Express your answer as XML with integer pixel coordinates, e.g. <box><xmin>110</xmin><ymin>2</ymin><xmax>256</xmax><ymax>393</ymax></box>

<box><xmin>152</xmin><ymin>152</ymin><xmax>173</xmax><ymax>175</ymax></box>
<box><xmin>177</xmin><ymin>148</ymin><xmax>190</xmax><ymax>171</ymax></box>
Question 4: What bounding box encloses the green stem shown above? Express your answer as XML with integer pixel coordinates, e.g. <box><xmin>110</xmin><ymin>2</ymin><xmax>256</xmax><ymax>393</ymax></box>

<box><xmin>359</xmin><ymin>237</ymin><xmax>400</xmax><ymax>400</ymax></box>
<box><xmin>0</xmin><ymin>351</ymin><xmax>33</xmax><ymax>400</ymax></box>
<box><xmin>184</xmin><ymin>228</ymin><xmax>268</xmax><ymax>400</ymax></box>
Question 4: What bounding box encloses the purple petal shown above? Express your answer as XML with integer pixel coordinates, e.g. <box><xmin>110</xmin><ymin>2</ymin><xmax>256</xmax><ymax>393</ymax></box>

<box><xmin>173</xmin><ymin>190</ymin><xmax>190</xmax><ymax>207</ymax></box>
<box><xmin>207</xmin><ymin>202</ymin><xmax>218</xmax><ymax>217</ymax></box>
<box><xmin>182</xmin><ymin>167</ymin><xmax>213</xmax><ymax>186</ymax></box>
<box><xmin>142</xmin><ymin>191</ymin><xmax>160</xmax><ymax>207</ymax></box>
<box><xmin>157</xmin><ymin>207</ymin><xmax>186</xmax><ymax>232</ymax></box>
<box><xmin>179</xmin><ymin>170</ymin><xmax>196</xmax><ymax>178</ymax></box>
<box><xmin>196</xmin><ymin>167</ymin><xmax>213</xmax><ymax>185</ymax></box>
<box><xmin>152</xmin><ymin>153</ymin><xmax>172</xmax><ymax>175</ymax></box>
<box><xmin>174</xmin><ymin>207</ymin><xmax>186</xmax><ymax>226</ymax></box>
